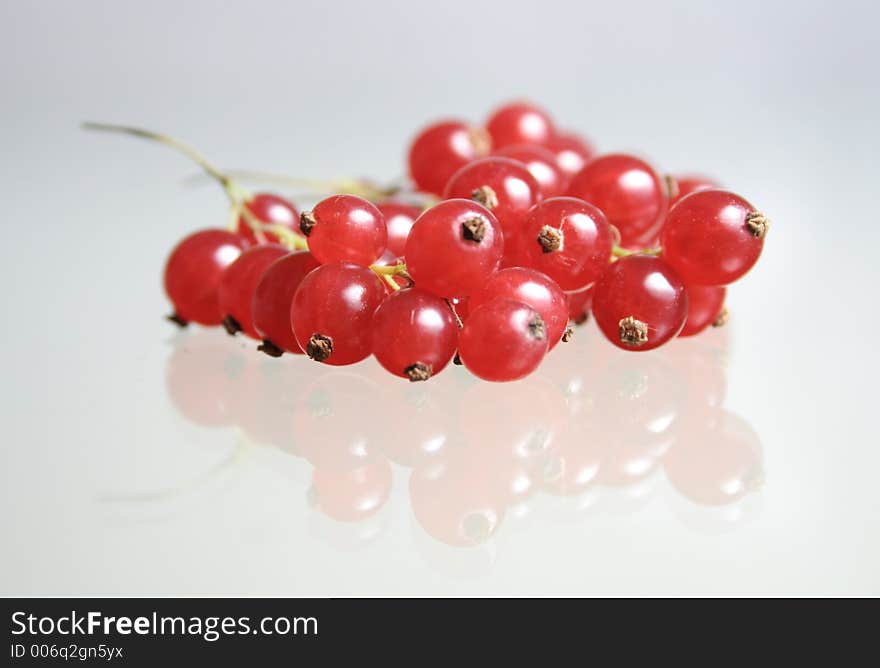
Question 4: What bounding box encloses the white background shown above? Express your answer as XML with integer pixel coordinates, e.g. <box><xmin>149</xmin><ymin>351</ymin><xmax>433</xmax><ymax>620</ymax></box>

<box><xmin>1</xmin><ymin>0</ymin><xmax>877</xmax><ymax>594</ymax></box>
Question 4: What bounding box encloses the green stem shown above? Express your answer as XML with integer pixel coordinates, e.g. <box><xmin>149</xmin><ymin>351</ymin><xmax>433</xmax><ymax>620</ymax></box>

<box><xmin>611</xmin><ymin>245</ymin><xmax>662</xmax><ymax>258</ymax></box>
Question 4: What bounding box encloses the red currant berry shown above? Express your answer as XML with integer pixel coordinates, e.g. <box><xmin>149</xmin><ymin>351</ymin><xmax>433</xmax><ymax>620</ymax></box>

<box><xmin>300</xmin><ymin>194</ymin><xmax>387</xmax><ymax>266</ymax></box>
<box><xmin>469</xmin><ymin>267</ymin><xmax>568</xmax><ymax>349</ymax></box>
<box><xmin>660</xmin><ymin>189</ymin><xmax>768</xmax><ymax>286</ymax></box>
<box><xmin>458</xmin><ymin>298</ymin><xmax>549</xmax><ymax>382</ymax></box>
<box><xmin>493</xmin><ymin>144</ymin><xmax>565</xmax><ymax>198</ymax></box>
<box><xmin>680</xmin><ymin>285</ymin><xmax>726</xmax><ymax>337</ymax></box>
<box><xmin>371</xmin><ymin>288</ymin><xmax>458</xmax><ymax>381</ymax></box>
<box><xmin>591</xmin><ymin>255</ymin><xmax>688</xmax><ymax>351</ymax></box>
<box><xmin>407</xmin><ymin>120</ymin><xmax>490</xmax><ymax>196</ymax></box>
<box><xmin>544</xmin><ymin>131</ymin><xmax>595</xmax><ymax>181</ymax></box>
<box><xmin>512</xmin><ymin>197</ymin><xmax>614</xmax><ymax>291</ymax></box>
<box><xmin>251</xmin><ymin>251</ymin><xmax>321</xmax><ymax>354</ymax></box>
<box><xmin>485</xmin><ymin>101</ymin><xmax>555</xmax><ymax>148</ymax></box>
<box><xmin>669</xmin><ymin>174</ymin><xmax>719</xmax><ymax>206</ymax></box>
<box><xmin>443</xmin><ymin>156</ymin><xmax>541</xmax><ymax>237</ymax></box>
<box><xmin>163</xmin><ymin>229</ymin><xmax>248</xmax><ymax>326</ymax></box>
<box><xmin>567</xmin><ymin>154</ymin><xmax>668</xmax><ymax>246</ymax></box>
<box><xmin>566</xmin><ymin>285</ymin><xmax>594</xmax><ymax>324</ymax></box>
<box><xmin>290</xmin><ymin>262</ymin><xmax>386</xmax><ymax>365</ymax></box>
<box><xmin>404</xmin><ymin>199</ymin><xmax>503</xmax><ymax>298</ymax></box>
<box><xmin>217</xmin><ymin>244</ymin><xmax>289</xmax><ymax>339</ymax></box>
<box><xmin>236</xmin><ymin>192</ymin><xmax>299</xmax><ymax>245</ymax></box>
<box><xmin>377</xmin><ymin>201</ymin><xmax>421</xmax><ymax>257</ymax></box>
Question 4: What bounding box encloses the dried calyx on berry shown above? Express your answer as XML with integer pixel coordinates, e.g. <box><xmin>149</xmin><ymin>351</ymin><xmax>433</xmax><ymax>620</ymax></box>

<box><xmin>461</xmin><ymin>217</ymin><xmax>487</xmax><ymax>242</ymax></box>
<box><xmin>299</xmin><ymin>211</ymin><xmax>317</xmax><ymax>236</ymax></box>
<box><xmin>538</xmin><ymin>225</ymin><xmax>563</xmax><ymax>253</ymax></box>
<box><xmin>404</xmin><ymin>362</ymin><xmax>433</xmax><ymax>382</ymax></box>
<box><xmin>306</xmin><ymin>334</ymin><xmax>333</xmax><ymax>362</ymax></box>
<box><xmin>618</xmin><ymin>316</ymin><xmax>648</xmax><ymax>346</ymax></box>
<box><xmin>471</xmin><ymin>185</ymin><xmax>499</xmax><ymax>209</ymax></box>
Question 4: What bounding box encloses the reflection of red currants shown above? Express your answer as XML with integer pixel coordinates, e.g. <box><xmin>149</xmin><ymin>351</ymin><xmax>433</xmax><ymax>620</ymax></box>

<box><xmin>164</xmin><ymin>229</ymin><xmax>248</xmax><ymax>326</ymax></box>
<box><xmin>407</xmin><ymin>120</ymin><xmax>490</xmax><ymax>195</ymax></box>
<box><xmin>217</xmin><ymin>244</ymin><xmax>289</xmax><ymax>339</ymax></box>
<box><xmin>311</xmin><ymin>459</ymin><xmax>392</xmax><ymax>522</ymax></box>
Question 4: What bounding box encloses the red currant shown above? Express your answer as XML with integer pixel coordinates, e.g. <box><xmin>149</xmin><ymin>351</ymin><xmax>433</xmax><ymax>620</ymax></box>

<box><xmin>544</xmin><ymin>131</ymin><xmax>595</xmax><ymax>181</ymax></box>
<box><xmin>371</xmin><ymin>288</ymin><xmax>458</xmax><ymax>381</ymax></box>
<box><xmin>290</xmin><ymin>262</ymin><xmax>386</xmax><ymax>365</ymax></box>
<box><xmin>566</xmin><ymin>285</ymin><xmax>594</xmax><ymax>324</ymax></box>
<box><xmin>485</xmin><ymin>101</ymin><xmax>555</xmax><ymax>148</ymax></box>
<box><xmin>493</xmin><ymin>144</ymin><xmax>565</xmax><ymax>198</ymax></box>
<box><xmin>458</xmin><ymin>298</ymin><xmax>549</xmax><ymax>382</ymax></box>
<box><xmin>443</xmin><ymin>156</ymin><xmax>541</xmax><ymax>237</ymax></box>
<box><xmin>251</xmin><ymin>251</ymin><xmax>321</xmax><ymax>354</ymax></box>
<box><xmin>163</xmin><ymin>229</ymin><xmax>248</xmax><ymax>326</ymax></box>
<box><xmin>377</xmin><ymin>201</ymin><xmax>421</xmax><ymax>257</ymax></box>
<box><xmin>591</xmin><ymin>255</ymin><xmax>688</xmax><ymax>351</ymax></box>
<box><xmin>404</xmin><ymin>199</ymin><xmax>503</xmax><ymax>298</ymax></box>
<box><xmin>679</xmin><ymin>285</ymin><xmax>726</xmax><ymax>337</ymax></box>
<box><xmin>567</xmin><ymin>154</ymin><xmax>667</xmax><ymax>246</ymax></box>
<box><xmin>300</xmin><ymin>194</ymin><xmax>387</xmax><ymax>266</ymax></box>
<box><xmin>407</xmin><ymin>120</ymin><xmax>490</xmax><ymax>196</ymax></box>
<box><xmin>669</xmin><ymin>174</ymin><xmax>719</xmax><ymax>206</ymax></box>
<box><xmin>512</xmin><ymin>197</ymin><xmax>614</xmax><ymax>291</ymax></box>
<box><xmin>469</xmin><ymin>267</ymin><xmax>569</xmax><ymax>349</ymax></box>
<box><xmin>236</xmin><ymin>192</ymin><xmax>299</xmax><ymax>245</ymax></box>
<box><xmin>218</xmin><ymin>243</ymin><xmax>289</xmax><ymax>339</ymax></box>
<box><xmin>660</xmin><ymin>189</ymin><xmax>767</xmax><ymax>286</ymax></box>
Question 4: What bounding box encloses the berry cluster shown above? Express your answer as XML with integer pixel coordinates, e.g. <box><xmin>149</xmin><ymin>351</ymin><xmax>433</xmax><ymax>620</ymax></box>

<box><xmin>87</xmin><ymin>102</ymin><xmax>768</xmax><ymax>383</ymax></box>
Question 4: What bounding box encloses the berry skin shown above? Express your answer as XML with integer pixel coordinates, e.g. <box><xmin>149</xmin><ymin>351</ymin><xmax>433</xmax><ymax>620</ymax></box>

<box><xmin>493</xmin><ymin>144</ymin><xmax>565</xmax><ymax>198</ymax></box>
<box><xmin>680</xmin><ymin>285</ymin><xmax>726</xmax><ymax>337</ymax></box>
<box><xmin>300</xmin><ymin>194</ymin><xmax>387</xmax><ymax>266</ymax></box>
<box><xmin>290</xmin><ymin>262</ymin><xmax>386</xmax><ymax>365</ymax></box>
<box><xmin>217</xmin><ymin>244</ymin><xmax>289</xmax><ymax>339</ymax></box>
<box><xmin>567</xmin><ymin>154</ymin><xmax>668</xmax><ymax>246</ymax></box>
<box><xmin>566</xmin><ymin>285</ymin><xmax>594</xmax><ymax>324</ymax></box>
<box><xmin>371</xmin><ymin>288</ymin><xmax>458</xmax><ymax>381</ymax></box>
<box><xmin>408</xmin><ymin>120</ymin><xmax>490</xmax><ymax>196</ymax></box>
<box><xmin>591</xmin><ymin>255</ymin><xmax>688</xmax><ymax>351</ymax></box>
<box><xmin>669</xmin><ymin>174</ymin><xmax>719</xmax><ymax>206</ymax></box>
<box><xmin>404</xmin><ymin>199</ymin><xmax>504</xmax><ymax>298</ymax></box>
<box><xmin>236</xmin><ymin>192</ymin><xmax>299</xmax><ymax>245</ymax></box>
<box><xmin>544</xmin><ymin>131</ymin><xmax>595</xmax><ymax>181</ymax></box>
<box><xmin>512</xmin><ymin>197</ymin><xmax>614</xmax><ymax>291</ymax></box>
<box><xmin>163</xmin><ymin>229</ymin><xmax>249</xmax><ymax>326</ymax></box>
<box><xmin>485</xmin><ymin>101</ymin><xmax>555</xmax><ymax>148</ymax></box>
<box><xmin>377</xmin><ymin>201</ymin><xmax>421</xmax><ymax>257</ymax></box>
<box><xmin>469</xmin><ymin>267</ymin><xmax>569</xmax><ymax>349</ymax></box>
<box><xmin>660</xmin><ymin>189</ymin><xmax>767</xmax><ymax>286</ymax></box>
<box><xmin>458</xmin><ymin>298</ymin><xmax>549</xmax><ymax>382</ymax></box>
<box><xmin>252</xmin><ymin>251</ymin><xmax>321</xmax><ymax>354</ymax></box>
<box><xmin>443</xmin><ymin>156</ymin><xmax>541</xmax><ymax>237</ymax></box>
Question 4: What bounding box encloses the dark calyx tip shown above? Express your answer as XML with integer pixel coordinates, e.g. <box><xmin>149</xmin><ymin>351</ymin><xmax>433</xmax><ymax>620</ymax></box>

<box><xmin>453</xmin><ymin>352</ymin><xmax>462</xmax><ymax>366</ymax></box>
<box><xmin>306</xmin><ymin>333</ymin><xmax>333</xmax><ymax>362</ymax></box>
<box><xmin>528</xmin><ymin>313</ymin><xmax>546</xmax><ymax>340</ymax></box>
<box><xmin>299</xmin><ymin>210</ymin><xmax>317</xmax><ymax>237</ymax></box>
<box><xmin>257</xmin><ymin>339</ymin><xmax>284</xmax><ymax>357</ymax></box>
<box><xmin>537</xmin><ymin>225</ymin><xmax>563</xmax><ymax>253</ymax></box>
<box><xmin>471</xmin><ymin>185</ymin><xmax>499</xmax><ymax>210</ymax></box>
<box><xmin>712</xmin><ymin>307</ymin><xmax>730</xmax><ymax>328</ymax></box>
<box><xmin>222</xmin><ymin>315</ymin><xmax>242</xmax><ymax>336</ymax></box>
<box><xmin>562</xmin><ymin>326</ymin><xmax>574</xmax><ymax>343</ymax></box>
<box><xmin>166</xmin><ymin>313</ymin><xmax>188</xmax><ymax>328</ymax></box>
<box><xmin>745</xmin><ymin>211</ymin><xmax>769</xmax><ymax>238</ymax></box>
<box><xmin>574</xmin><ymin>311</ymin><xmax>590</xmax><ymax>326</ymax></box>
<box><xmin>404</xmin><ymin>362</ymin><xmax>433</xmax><ymax>382</ymax></box>
<box><xmin>462</xmin><ymin>216</ymin><xmax>487</xmax><ymax>243</ymax></box>
<box><xmin>619</xmin><ymin>315</ymin><xmax>648</xmax><ymax>346</ymax></box>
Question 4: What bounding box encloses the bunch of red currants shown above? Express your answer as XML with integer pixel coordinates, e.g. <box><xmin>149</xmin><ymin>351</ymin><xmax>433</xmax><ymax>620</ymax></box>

<box><xmin>91</xmin><ymin>101</ymin><xmax>768</xmax><ymax>383</ymax></box>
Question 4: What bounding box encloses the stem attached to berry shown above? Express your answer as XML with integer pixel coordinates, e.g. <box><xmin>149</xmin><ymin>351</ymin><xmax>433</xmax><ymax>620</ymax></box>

<box><xmin>370</xmin><ymin>262</ymin><xmax>409</xmax><ymax>291</ymax></box>
<box><xmin>611</xmin><ymin>245</ymin><xmax>662</xmax><ymax>258</ymax></box>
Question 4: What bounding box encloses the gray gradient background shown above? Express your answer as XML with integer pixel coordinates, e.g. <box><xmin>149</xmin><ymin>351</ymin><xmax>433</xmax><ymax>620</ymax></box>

<box><xmin>1</xmin><ymin>0</ymin><xmax>878</xmax><ymax>594</ymax></box>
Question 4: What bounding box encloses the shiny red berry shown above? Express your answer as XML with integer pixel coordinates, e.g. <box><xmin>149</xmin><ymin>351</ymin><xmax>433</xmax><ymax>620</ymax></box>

<box><xmin>443</xmin><ymin>156</ymin><xmax>541</xmax><ymax>237</ymax></box>
<box><xmin>591</xmin><ymin>255</ymin><xmax>688</xmax><ymax>351</ymax></box>
<box><xmin>404</xmin><ymin>199</ymin><xmax>503</xmax><ymax>298</ymax></box>
<box><xmin>485</xmin><ymin>101</ymin><xmax>555</xmax><ymax>148</ymax></box>
<box><xmin>680</xmin><ymin>285</ymin><xmax>726</xmax><ymax>337</ymax></box>
<box><xmin>163</xmin><ymin>229</ymin><xmax>248</xmax><ymax>326</ymax></box>
<box><xmin>493</xmin><ymin>144</ymin><xmax>565</xmax><ymax>198</ymax></box>
<box><xmin>407</xmin><ymin>120</ymin><xmax>490</xmax><ymax>196</ymax></box>
<box><xmin>217</xmin><ymin>244</ymin><xmax>289</xmax><ymax>339</ymax></box>
<box><xmin>566</xmin><ymin>285</ymin><xmax>593</xmax><ymax>323</ymax></box>
<box><xmin>290</xmin><ymin>262</ymin><xmax>386</xmax><ymax>365</ymax></box>
<box><xmin>377</xmin><ymin>201</ymin><xmax>421</xmax><ymax>257</ymax></box>
<box><xmin>469</xmin><ymin>267</ymin><xmax>568</xmax><ymax>349</ymax></box>
<box><xmin>567</xmin><ymin>154</ymin><xmax>667</xmax><ymax>246</ymax></box>
<box><xmin>252</xmin><ymin>251</ymin><xmax>321</xmax><ymax>354</ymax></box>
<box><xmin>660</xmin><ymin>189</ymin><xmax>767</xmax><ymax>286</ymax></box>
<box><xmin>458</xmin><ymin>298</ymin><xmax>549</xmax><ymax>382</ymax></box>
<box><xmin>544</xmin><ymin>131</ymin><xmax>595</xmax><ymax>181</ymax></box>
<box><xmin>669</xmin><ymin>174</ymin><xmax>719</xmax><ymax>206</ymax></box>
<box><xmin>236</xmin><ymin>192</ymin><xmax>299</xmax><ymax>245</ymax></box>
<box><xmin>371</xmin><ymin>288</ymin><xmax>458</xmax><ymax>381</ymax></box>
<box><xmin>300</xmin><ymin>194</ymin><xmax>386</xmax><ymax>266</ymax></box>
<box><xmin>512</xmin><ymin>197</ymin><xmax>614</xmax><ymax>291</ymax></box>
